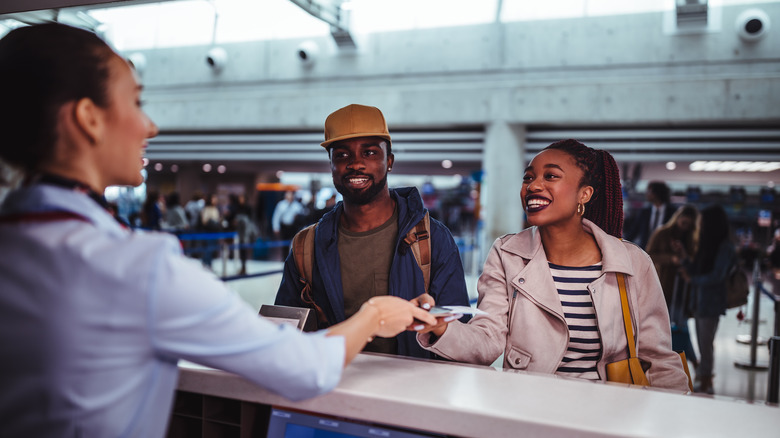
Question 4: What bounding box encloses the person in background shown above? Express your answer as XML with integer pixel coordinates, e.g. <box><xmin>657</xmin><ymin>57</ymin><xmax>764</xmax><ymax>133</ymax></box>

<box><xmin>646</xmin><ymin>204</ymin><xmax>699</xmax><ymax>369</ymax></box>
<box><xmin>226</xmin><ymin>193</ymin><xmax>258</xmax><ymax>275</ymax></box>
<box><xmin>142</xmin><ymin>188</ymin><xmax>164</xmax><ymax>230</ymax></box>
<box><xmin>200</xmin><ymin>193</ymin><xmax>222</xmax><ymax>231</ymax></box>
<box><xmin>646</xmin><ymin>205</ymin><xmax>699</xmax><ymax>307</ymax></box>
<box><xmin>625</xmin><ymin>181</ymin><xmax>676</xmax><ymax>249</ymax></box>
<box><xmin>163</xmin><ymin>191</ymin><xmax>189</xmax><ymax>232</ymax></box>
<box><xmin>185</xmin><ymin>191</ymin><xmax>205</xmax><ymax>229</ymax></box>
<box><xmin>768</xmin><ymin>228</ymin><xmax>780</xmax><ymax>291</ymax></box>
<box><xmin>198</xmin><ymin>192</ymin><xmax>222</xmax><ymax>268</ymax></box>
<box><xmin>272</xmin><ymin>189</ymin><xmax>306</xmax><ymax>256</ymax></box>
<box><xmin>679</xmin><ymin>204</ymin><xmax>737</xmax><ymax>394</ymax></box>
<box><xmin>275</xmin><ymin>104</ymin><xmax>470</xmax><ymax>359</ymax></box>
<box><xmin>414</xmin><ymin>139</ymin><xmax>689</xmax><ymax>391</ymax></box>
<box><xmin>0</xmin><ymin>23</ymin><xmax>436</xmax><ymax>438</ymax></box>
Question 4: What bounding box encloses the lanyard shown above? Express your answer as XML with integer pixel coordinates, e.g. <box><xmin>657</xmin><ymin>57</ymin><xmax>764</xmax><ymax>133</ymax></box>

<box><xmin>36</xmin><ymin>173</ymin><xmax>110</xmax><ymax>210</ymax></box>
<box><xmin>0</xmin><ymin>210</ymin><xmax>89</xmax><ymax>224</ymax></box>
<box><xmin>0</xmin><ymin>174</ymin><xmax>128</xmax><ymax>229</ymax></box>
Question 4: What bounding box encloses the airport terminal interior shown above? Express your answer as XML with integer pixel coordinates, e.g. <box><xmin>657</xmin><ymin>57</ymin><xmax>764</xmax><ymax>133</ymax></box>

<box><xmin>1</xmin><ymin>0</ymin><xmax>779</xmax><ymax>436</ymax></box>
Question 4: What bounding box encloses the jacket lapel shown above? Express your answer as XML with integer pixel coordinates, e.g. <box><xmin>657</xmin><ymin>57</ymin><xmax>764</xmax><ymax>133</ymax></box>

<box><xmin>500</xmin><ymin>220</ymin><xmax>635</xmax><ymax>318</ymax></box>
<box><xmin>502</xmin><ymin>229</ymin><xmax>565</xmax><ymax>318</ymax></box>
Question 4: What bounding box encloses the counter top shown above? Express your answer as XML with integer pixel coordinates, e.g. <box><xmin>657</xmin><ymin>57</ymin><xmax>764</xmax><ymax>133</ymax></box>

<box><xmin>178</xmin><ymin>354</ymin><xmax>779</xmax><ymax>438</ymax></box>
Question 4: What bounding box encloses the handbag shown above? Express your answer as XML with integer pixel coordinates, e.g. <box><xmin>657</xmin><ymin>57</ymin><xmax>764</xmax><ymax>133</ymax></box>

<box><xmin>726</xmin><ymin>263</ymin><xmax>749</xmax><ymax>309</ymax></box>
<box><xmin>606</xmin><ymin>273</ymin><xmax>693</xmax><ymax>391</ymax></box>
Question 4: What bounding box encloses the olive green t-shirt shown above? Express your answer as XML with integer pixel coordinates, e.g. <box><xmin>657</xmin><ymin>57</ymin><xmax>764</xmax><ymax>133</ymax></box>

<box><xmin>338</xmin><ymin>208</ymin><xmax>399</xmax><ymax>354</ymax></box>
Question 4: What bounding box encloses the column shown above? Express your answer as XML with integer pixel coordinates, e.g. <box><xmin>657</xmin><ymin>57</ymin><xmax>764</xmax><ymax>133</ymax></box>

<box><xmin>481</xmin><ymin>121</ymin><xmax>526</xmax><ymax>255</ymax></box>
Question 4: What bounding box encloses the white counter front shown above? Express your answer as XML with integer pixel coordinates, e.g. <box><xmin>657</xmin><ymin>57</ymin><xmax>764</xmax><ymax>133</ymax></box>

<box><xmin>176</xmin><ymin>353</ymin><xmax>779</xmax><ymax>438</ymax></box>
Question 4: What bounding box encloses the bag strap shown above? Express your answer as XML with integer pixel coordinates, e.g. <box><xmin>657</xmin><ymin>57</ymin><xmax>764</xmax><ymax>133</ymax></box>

<box><xmin>292</xmin><ymin>223</ymin><xmax>327</xmax><ymax>325</ymax></box>
<box><xmin>616</xmin><ymin>272</ymin><xmax>646</xmax><ymax>384</ymax></box>
<box><xmin>402</xmin><ymin>211</ymin><xmax>432</xmax><ymax>294</ymax></box>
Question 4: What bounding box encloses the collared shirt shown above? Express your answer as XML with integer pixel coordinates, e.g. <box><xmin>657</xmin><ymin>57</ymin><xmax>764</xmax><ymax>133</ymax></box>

<box><xmin>272</xmin><ymin>199</ymin><xmax>305</xmax><ymax>232</ymax></box>
<box><xmin>650</xmin><ymin>204</ymin><xmax>666</xmax><ymax>232</ymax></box>
<box><xmin>0</xmin><ymin>184</ymin><xmax>344</xmax><ymax>438</ymax></box>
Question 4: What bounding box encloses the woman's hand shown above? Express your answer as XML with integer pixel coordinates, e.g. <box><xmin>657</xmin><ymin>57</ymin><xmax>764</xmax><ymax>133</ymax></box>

<box><xmin>361</xmin><ymin>296</ymin><xmax>437</xmax><ymax>338</ymax></box>
<box><xmin>407</xmin><ymin>293</ymin><xmax>460</xmax><ymax>337</ymax></box>
<box><xmin>329</xmin><ymin>296</ymin><xmax>438</xmax><ymax>367</ymax></box>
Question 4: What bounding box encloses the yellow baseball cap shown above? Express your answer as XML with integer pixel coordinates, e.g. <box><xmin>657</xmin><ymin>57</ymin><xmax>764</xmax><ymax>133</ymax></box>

<box><xmin>321</xmin><ymin>104</ymin><xmax>392</xmax><ymax>148</ymax></box>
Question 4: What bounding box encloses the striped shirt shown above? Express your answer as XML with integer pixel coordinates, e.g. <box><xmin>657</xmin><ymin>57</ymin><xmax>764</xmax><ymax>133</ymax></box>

<box><xmin>550</xmin><ymin>262</ymin><xmax>603</xmax><ymax>380</ymax></box>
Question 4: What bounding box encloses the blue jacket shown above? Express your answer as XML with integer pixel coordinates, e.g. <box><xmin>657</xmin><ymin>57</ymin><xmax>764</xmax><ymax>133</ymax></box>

<box><xmin>275</xmin><ymin>187</ymin><xmax>470</xmax><ymax>358</ymax></box>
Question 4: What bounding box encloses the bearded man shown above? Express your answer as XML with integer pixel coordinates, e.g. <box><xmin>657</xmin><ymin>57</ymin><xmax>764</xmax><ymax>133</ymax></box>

<box><xmin>274</xmin><ymin>104</ymin><xmax>469</xmax><ymax>358</ymax></box>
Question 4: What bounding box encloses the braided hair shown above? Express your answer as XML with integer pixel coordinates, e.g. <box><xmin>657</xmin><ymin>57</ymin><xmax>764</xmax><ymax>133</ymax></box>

<box><xmin>544</xmin><ymin>139</ymin><xmax>624</xmax><ymax>238</ymax></box>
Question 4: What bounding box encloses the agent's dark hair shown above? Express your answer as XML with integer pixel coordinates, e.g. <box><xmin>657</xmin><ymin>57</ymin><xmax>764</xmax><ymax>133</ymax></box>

<box><xmin>695</xmin><ymin>204</ymin><xmax>731</xmax><ymax>274</ymax></box>
<box><xmin>647</xmin><ymin>181</ymin><xmax>671</xmax><ymax>204</ymax></box>
<box><xmin>544</xmin><ymin>139</ymin><xmax>624</xmax><ymax>238</ymax></box>
<box><xmin>0</xmin><ymin>23</ymin><xmax>115</xmax><ymax>174</ymax></box>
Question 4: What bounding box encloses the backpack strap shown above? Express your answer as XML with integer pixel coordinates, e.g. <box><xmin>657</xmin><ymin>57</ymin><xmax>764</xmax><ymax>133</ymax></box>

<box><xmin>291</xmin><ymin>223</ymin><xmax>327</xmax><ymax>326</ymax></box>
<box><xmin>403</xmin><ymin>211</ymin><xmax>432</xmax><ymax>294</ymax></box>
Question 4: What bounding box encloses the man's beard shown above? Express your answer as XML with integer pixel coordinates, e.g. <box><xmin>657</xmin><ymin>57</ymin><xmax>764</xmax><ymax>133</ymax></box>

<box><xmin>334</xmin><ymin>172</ymin><xmax>388</xmax><ymax>206</ymax></box>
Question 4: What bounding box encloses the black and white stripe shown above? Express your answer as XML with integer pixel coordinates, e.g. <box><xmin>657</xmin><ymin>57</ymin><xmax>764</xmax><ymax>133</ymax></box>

<box><xmin>550</xmin><ymin>262</ymin><xmax>603</xmax><ymax>381</ymax></box>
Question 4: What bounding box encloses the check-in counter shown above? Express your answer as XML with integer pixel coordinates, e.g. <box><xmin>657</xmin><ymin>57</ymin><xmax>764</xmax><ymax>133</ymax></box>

<box><xmin>172</xmin><ymin>353</ymin><xmax>779</xmax><ymax>438</ymax></box>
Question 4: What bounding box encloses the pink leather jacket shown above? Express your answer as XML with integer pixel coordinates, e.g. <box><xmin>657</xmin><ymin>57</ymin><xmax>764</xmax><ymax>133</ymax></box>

<box><xmin>419</xmin><ymin>219</ymin><xmax>690</xmax><ymax>392</ymax></box>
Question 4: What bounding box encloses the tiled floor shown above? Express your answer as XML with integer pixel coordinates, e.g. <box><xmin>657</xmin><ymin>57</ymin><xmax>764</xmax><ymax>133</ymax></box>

<box><xmin>215</xmin><ymin>258</ymin><xmax>779</xmax><ymax>406</ymax></box>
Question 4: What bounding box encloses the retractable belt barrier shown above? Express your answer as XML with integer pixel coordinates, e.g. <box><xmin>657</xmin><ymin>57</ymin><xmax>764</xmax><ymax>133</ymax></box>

<box><xmin>172</xmin><ymin>230</ymin><xmax>290</xmax><ymax>280</ymax></box>
<box><xmin>760</xmin><ymin>281</ymin><xmax>780</xmax><ymax>405</ymax></box>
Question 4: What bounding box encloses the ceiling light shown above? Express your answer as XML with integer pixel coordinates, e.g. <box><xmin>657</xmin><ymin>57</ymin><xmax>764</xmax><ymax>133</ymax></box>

<box><xmin>689</xmin><ymin>161</ymin><xmax>780</xmax><ymax>172</ymax></box>
<box><xmin>203</xmin><ymin>163</ymin><xmax>212</xmax><ymax>172</ymax></box>
<box><xmin>665</xmin><ymin>161</ymin><xmax>677</xmax><ymax>170</ymax></box>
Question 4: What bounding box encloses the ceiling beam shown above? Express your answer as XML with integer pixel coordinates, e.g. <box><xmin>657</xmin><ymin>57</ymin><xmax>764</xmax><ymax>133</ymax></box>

<box><xmin>0</xmin><ymin>0</ymin><xmax>161</xmax><ymax>15</ymax></box>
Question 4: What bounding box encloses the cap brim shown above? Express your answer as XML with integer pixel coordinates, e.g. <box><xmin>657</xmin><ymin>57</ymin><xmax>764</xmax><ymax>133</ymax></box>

<box><xmin>321</xmin><ymin>133</ymin><xmax>392</xmax><ymax>148</ymax></box>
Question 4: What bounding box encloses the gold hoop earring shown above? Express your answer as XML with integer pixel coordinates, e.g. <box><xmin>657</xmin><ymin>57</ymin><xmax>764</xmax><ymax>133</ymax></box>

<box><xmin>577</xmin><ymin>203</ymin><xmax>585</xmax><ymax>216</ymax></box>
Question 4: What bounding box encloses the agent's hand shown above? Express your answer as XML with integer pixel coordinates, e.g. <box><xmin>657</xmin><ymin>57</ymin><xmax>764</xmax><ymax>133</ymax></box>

<box><xmin>361</xmin><ymin>296</ymin><xmax>437</xmax><ymax>338</ymax></box>
<box><xmin>407</xmin><ymin>293</ymin><xmax>459</xmax><ymax>337</ymax></box>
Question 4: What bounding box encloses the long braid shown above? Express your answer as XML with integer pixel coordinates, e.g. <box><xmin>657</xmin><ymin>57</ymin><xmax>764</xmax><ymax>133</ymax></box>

<box><xmin>544</xmin><ymin>139</ymin><xmax>624</xmax><ymax>238</ymax></box>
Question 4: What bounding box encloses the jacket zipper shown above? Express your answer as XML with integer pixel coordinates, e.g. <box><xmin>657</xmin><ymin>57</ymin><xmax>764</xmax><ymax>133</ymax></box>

<box><xmin>508</xmin><ymin>289</ymin><xmax>519</xmax><ymax>329</ymax></box>
<box><xmin>511</xmin><ymin>285</ymin><xmax>570</xmax><ymax>372</ymax></box>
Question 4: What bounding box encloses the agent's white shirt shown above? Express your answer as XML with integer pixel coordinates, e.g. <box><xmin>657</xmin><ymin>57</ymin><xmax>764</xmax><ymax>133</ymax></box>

<box><xmin>0</xmin><ymin>184</ymin><xmax>344</xmax><ymax>438</ymax></box>
<box><xmin>271</xmin><ymin>198</ymin><xmax>305</xmax><ymax>232</ymax></box>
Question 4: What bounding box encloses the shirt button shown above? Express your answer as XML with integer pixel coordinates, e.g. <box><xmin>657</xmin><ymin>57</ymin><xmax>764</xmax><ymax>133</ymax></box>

<box><xmin>518</xmin><ymin>278</ymin><xmax>525</xmax><ymax>284</ymax></box>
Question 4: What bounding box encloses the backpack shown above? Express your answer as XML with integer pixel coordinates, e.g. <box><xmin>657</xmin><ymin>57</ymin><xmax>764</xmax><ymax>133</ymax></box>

<box><xmin>292</xmin><ymin>211</ymin><xmax>432</xmax><ymax>325</ymax></box>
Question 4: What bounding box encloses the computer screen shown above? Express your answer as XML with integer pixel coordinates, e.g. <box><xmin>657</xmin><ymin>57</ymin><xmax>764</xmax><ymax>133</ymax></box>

<box><xmin>266</xmin><ymin>407</ymin><xmax>445</xmax><ymax>438</ymax></box>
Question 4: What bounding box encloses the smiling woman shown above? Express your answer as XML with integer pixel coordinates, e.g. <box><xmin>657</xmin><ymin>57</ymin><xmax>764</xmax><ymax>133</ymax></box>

<box><xmin>416</xmin><ymin>139</ymin><xmax>691</xmax><ymax>392</ymax></box>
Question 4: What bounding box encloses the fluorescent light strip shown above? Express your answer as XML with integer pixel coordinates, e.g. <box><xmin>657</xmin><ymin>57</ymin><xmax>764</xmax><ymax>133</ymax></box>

<box><xmin>690</xmin><ymin>161</ymin><xmax>780</xmax><ymax>172</ymax></box>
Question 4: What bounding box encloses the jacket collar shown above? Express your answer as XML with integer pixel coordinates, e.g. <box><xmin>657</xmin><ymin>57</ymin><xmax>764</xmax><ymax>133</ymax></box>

<box><xmin>318</xmin><ymin>186</ymin><xmax>425</xmax><ymax>244</ymax></box>
<box><xmin>501</xmin><ymin>218</ymin><xmax>635</xmax><ymax>276</ymax></box>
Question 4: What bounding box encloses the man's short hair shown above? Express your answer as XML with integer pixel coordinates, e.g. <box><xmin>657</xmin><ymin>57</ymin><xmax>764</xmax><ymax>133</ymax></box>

<box><xmin>647</xmin><ymin>181</ymin><xmax>671</xmax><ymax>204</ymax></box>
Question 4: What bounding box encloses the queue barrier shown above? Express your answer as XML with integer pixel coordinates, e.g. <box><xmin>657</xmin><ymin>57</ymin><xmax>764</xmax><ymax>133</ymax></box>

<box><xmin>740</xmin><ymin>259</ymin><xmax>780</xmax><ymax>405</ymax></box>
<box><xmin>759</xmin><ymin>281</ymin><xmax>780</xmax><ymax>404</ymax></box>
